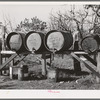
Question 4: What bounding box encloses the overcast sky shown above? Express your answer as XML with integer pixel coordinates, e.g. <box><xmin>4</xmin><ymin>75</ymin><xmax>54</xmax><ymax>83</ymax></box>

<box><xmin>0</xmin><ymin>2</ymin><xmax>85</xmax><ymax>27</ymax></box>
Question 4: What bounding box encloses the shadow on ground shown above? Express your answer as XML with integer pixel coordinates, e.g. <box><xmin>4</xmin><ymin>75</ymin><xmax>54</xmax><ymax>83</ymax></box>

<box><xmin>26</xmin><ymin>68</ymin><xmax>90</xmax><ymax>82</ymax></box>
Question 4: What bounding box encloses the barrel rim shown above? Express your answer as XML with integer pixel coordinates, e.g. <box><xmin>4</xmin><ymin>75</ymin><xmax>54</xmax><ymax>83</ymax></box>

<box><xmin>25</xmin><ymin>31</ymin><xmax>43</xmax><ymax>52</ymax></box>
<box><xmin>6</xmin><ymin>32</ymin><xmax>23</xmax><ymax>51</ymax></box>
<box><xmin>44</xmin><ymin>30</ymin><xmax>66</xmax><ymax>52</ymax></box>
<box><xmin>81</xmin><ymin>35</ymin><xmax>99</xmax><ymax>54</ymax></box>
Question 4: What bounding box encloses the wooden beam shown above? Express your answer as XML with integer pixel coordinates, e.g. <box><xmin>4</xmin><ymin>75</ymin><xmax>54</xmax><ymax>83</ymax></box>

<box><xmin>0</xmin><ymin>53</ymin><xmax>17</xmax><ymax>71</ymax></box>
<box><xmin>82</xmin><ymin>54</ymin><xmax>97</xmax><ymax>66</ymax></box>
<box><xmin>14</xmin><ymin>54</ymin><xmax>28</xmax><ymax>65</ymax></box>
<box><xmin>71</xmin><ymin>52</ymin><xmax>100</xmax><ymax>78</ymax></box>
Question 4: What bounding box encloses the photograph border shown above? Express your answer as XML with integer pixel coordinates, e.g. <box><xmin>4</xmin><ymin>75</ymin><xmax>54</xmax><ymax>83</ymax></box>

<box><xmin>0</xmin><ymin>0</ymin><xmax>100</xmax><ymax>99</ymax></box>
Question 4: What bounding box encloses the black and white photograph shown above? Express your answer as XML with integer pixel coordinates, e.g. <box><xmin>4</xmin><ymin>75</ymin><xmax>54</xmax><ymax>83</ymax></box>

<box><xmin>0</xmin><ymin>1</ymin><xmax>100</xmax><ymax>98</ymax></box>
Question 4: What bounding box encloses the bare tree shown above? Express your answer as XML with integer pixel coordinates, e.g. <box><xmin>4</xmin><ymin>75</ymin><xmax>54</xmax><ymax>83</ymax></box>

<box><xmin>49</xmin><ymin>5</ymin><xmax>100</xmax><ymax>41</ymax></box>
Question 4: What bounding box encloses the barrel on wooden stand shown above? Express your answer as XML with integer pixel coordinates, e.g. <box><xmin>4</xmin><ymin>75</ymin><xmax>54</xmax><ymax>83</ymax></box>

<box><xmin>44</xmin><ymin>30</ymin><xmax>73</xmax><ymax>53</ymax></box>
<box><xmin>81</xmin><ymin>35</ymin><xmax>100</xmax><ymax>54</ymax></box>
<box><xmin>25</xmin><ymin>31</ymin><xmax>48</xmax><ymax>54</ymax></box>
<box><xmin>6</xmin><ymin>32</ymin><xmax>28</xmax><ymax>53</ymax></box>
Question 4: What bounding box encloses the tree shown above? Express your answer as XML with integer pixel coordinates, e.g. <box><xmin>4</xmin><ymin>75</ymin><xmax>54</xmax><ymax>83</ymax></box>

<box><xmin>49</xmin><ymin>5</ymin><xmax>91</xmax><ymax>39</ymax></box>
<box><xmin>49</xmin><ymin>5</ymin><xmax>100</xmax><ymax>40</ymax></box>
<box><xmin>15</xmin><ymin>16</ymin><xmax>47</xmax><ymax>33</ymax></box>
<box><xmin>84</xmin><ymin>5</ymin><xmax>100</xmax><ymax>35</ymax></box>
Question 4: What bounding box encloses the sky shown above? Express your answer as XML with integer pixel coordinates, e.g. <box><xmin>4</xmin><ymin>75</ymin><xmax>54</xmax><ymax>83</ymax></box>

<box><xmin>0</xmin><ymin>1</ymin><xmax>99</xmax><ymax>35</ymax></box>
<box><xmin>0</xmin><ymin>2</ymin><xmax>85</xmax><ymax>28</ymax></box>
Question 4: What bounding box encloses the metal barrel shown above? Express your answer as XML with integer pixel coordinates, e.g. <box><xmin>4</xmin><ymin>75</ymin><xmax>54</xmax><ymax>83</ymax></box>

<box><xmin>25</xmin><ymin>31</ymin><xmax>48</xmax><ymax>53</ymax></box>
<box><xmin>6</xmin><ymin>32</ymin><xmax>28</xmax><ymax>53</ymax></box>
<box><xmin>81</xmin><ymin>35</ymin><xmax>99</xmax><ymax>54</ymax></box>
<box><xmin>44</xmin><ymin>30</ymin><xmax>73</xmax><ymax>53</ymax></box>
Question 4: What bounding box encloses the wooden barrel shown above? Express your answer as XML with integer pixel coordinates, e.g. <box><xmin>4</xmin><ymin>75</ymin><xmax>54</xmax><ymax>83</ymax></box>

<box><xmin>25</xmin><ymin>31</ymin><xmax>48</xmax><ymax>53</ymax></box>
<box><xmin>6</xmin><ymin>32</ymin><xmax>28</xmax><ymax>53</ymax></box>
<box><xmin>81</xmin><ymin>35</ymin><xmax>99</xmax><ymax>54</ymax></box>
<box><xmin>44</xmin><ymin>30</ymin><xmax>73</xmax><ymax>53</ymax></box>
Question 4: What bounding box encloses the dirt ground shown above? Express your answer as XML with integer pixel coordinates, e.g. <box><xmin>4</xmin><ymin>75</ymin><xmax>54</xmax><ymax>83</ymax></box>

<box><xmin>0</xmin><ymin>54</ymin><xmax>100</xmax><ymax>90</ymax></box>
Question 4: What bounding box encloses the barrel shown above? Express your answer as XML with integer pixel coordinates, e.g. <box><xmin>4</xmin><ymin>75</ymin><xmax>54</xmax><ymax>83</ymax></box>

<box><xmin>44</xmin><ymin>30</ymin><xmax>73</xmax><ymax>53</ymax></box>
<box><xmin>81</xmin><ymin>35</ymin><xmax>99</xmax><ymax>54</ymax></box>
<box><xmin>25</xmin><ymin>31</ymin><xmax>48</xmax><ymax>53</ymax></box>
<box><xmin>6</xmin><ymin>32</ymin><xmax>28</xmax><ymax>53</ymax></box>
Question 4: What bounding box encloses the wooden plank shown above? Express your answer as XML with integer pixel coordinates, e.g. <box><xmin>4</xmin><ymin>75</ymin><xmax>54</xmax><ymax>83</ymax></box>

<box><xmin>82</xmin><ymin>54</ymin><xmax>97</xmax><ymax>66</ymax></box>
<box><xmin>74</xmin><ymin>51</ymin><xmax>88</xmax><ymax>55</ymax></box>
<box><xmin>71</xmin><ymin>52</ymin><xmax>100</xmax><ymax>78</ymax></box>
<box><xmin>14</xmin><ymin>54</ymin><xmax>28</xmax><ymax>65</ymax></box>
<box><xmin>1</xmin><ymin>51</ymin><xmax>16</xmax><ymax>54</ymax></box>
<box><xmin>0</xmin><ymin>53</ymin><xmax>18</xmax><ymax>71</ymax></box>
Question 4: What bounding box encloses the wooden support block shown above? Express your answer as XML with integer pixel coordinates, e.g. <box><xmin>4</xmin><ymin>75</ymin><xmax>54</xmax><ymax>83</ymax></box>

<box><xmin>96</xmin><ymin>52</ymin><xmax>100</xmax><ymax>83</ymax></box>
<box><xmin>9</xmin><ymin>66</ymin><xmax>13</xmax><ymax>79</ymax></box>
<box><xmin>47</xmin><ymin>67</ymin><xmax>58</xmax><ymax>82</ymax></box>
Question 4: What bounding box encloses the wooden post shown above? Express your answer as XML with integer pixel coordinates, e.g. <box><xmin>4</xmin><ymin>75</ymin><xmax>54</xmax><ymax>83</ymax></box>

<box><xmin>73</xmin><ymin>41</ymin><xmax>81</xmax><ymax>73</ymax></box>
<box><xmin>50</xmin><ymin>53</ymin><xmax>54</xmax><ymax>67</ymax></box>
<box><xmin>0</xmin><ymin>52</ymin><xmax>2</xmax><ymax>65</ymax></box>
<box><xmin>96</xmin><ymin>52</ymin><xmax>100</xmax><ymax>83</ymax></box>
<box><xmin>9</xmin><ymin>59</ymin><xmax>14</xmax><ymax>79</ymax></box>
<box><xmin>94</xmin><ymin>52</ymin><xmax>97</xmax><ymax>62</ymax></box>
<box><xmin>2</xmin><ymin>26</ymin><xmax>6</xmax><ymax>51</ymax></box>
<box><xmin>41</xmin><ymin>53</ymin><xmax>47</xmax><ymax>76</ymax></box>
<box><xmin>0</xmin><ymin>52</ymin><xmax>2</xmax><ymax>75</ymax></box>
<box><xmin>18</xmin><ymin>65</ymin><xmax>24</xmax><ymax>80</ymax></box>
<box><xmin>9</xmin><ymin>66</ymin><xmax>13</xmax><ymax>79</ymax></box>
<box><xmin>73</xmin><ymin>31</ymin><xmax>81</xmax><ymax>74</ymax></box>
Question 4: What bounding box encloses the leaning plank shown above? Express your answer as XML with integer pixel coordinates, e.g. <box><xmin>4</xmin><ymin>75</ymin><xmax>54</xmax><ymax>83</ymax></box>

<box><xmin>14</xmin><ymin>54</ymin><xmax>28</xmax><ymax>65</ymax></box>
<box><xmin>71</xmin><ymin>52</ymin><xmax>100</xmax><ymax>78</ymax></box>
<box><xmin>82</xmin><ymin>54</ymin><xmax>97</xmax><ymax>66</ymax></box>
<box><xmin>0</xmin><ymin>53</ymin><xmax>18</xmax><ymax>70</ymax></box>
